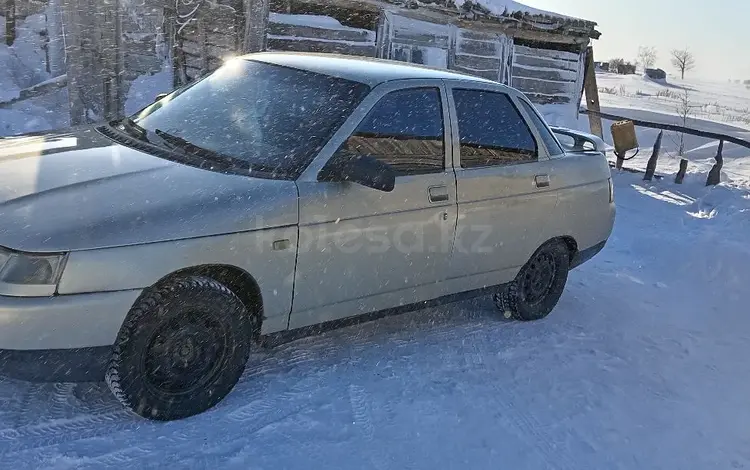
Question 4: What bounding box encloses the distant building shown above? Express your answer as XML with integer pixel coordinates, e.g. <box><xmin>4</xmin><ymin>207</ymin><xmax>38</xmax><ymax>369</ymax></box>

<box><xmin>617</xmin><ymin>63</ymin><xmax>636</xmax><ymax>75</ymax></box>
<box><xmin>594</xmin><ymin>61</ymin><xmax>610</xmax><ymax>72</ymax></box>
<box><xmin>645</xmin><ymin>68</ymin><xmax>666</xmax><ymax>80</ymax></box>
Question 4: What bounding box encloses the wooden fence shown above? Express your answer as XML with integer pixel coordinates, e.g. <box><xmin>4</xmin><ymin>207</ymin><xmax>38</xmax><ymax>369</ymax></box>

<box><xmin>580</xmin><ymin>108</ymin><xmax>750</xmax><ymax>186</ymax></box>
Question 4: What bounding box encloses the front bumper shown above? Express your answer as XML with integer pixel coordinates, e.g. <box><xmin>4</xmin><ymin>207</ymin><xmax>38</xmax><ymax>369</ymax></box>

<box><xmin>0</xmin><ymin>290</ymin><xmax>140</xmax><ymax>382</ymax></box>
<box><xmin>0</xmin><ymin>290</ymin><xmax>141</xmax><ymax>350</ymax></box>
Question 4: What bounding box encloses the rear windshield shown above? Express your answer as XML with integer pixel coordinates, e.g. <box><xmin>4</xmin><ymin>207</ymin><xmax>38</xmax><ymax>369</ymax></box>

<box><xmin>132</xmin><ymin>60</ymin><xmax>371</xmax><ymax>179</ymax></box>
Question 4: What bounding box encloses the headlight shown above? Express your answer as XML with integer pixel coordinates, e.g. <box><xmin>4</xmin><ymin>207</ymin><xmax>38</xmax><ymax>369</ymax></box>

<box><xmin>0</xmin><ymin>247</ymin><xmax>67</xmax><ymax>297</ymax></box>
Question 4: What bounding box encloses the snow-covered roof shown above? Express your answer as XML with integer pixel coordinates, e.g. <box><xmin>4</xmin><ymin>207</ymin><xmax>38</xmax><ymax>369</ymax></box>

<box><xmin>452</xmin><ymin>0</ymin><xmax>596</xmax><ymax>30</ymax></box>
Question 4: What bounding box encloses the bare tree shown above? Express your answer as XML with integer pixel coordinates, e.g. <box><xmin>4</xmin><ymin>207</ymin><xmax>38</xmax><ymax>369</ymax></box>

<box><xmin>675</xmin><ymin>89</ymin><xmax>697</xmax><ymax>156</ymax></box>
<box><xmin>671</xmin><ymin>48</ymin><xmax>695</xmax><ymax>79</ymax></box>
<box><xmin>672</xmin><ymin>89</ymin><xmax>702</xmax><ymax>184</ymax></box>
<box><xmin>637</xmin><ymin>46</ymin><xmax>657</xmax><ymax>70</ymax></box>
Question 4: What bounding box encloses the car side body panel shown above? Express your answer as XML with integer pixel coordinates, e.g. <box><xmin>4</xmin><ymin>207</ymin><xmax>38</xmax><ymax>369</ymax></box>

<box><xmin>292</xmin><ymin>80</ymin><xmax>458</xmax><ymax>329</ymax></box>
<box><xmin>57</xmin><ymin>227</ymin><xmax>299</xmax><ymax>336</ymax></box>
<box><xmin>442</xmin><ymin>80</ymin><xmax>560</xmax><ymax>284</ymax></box>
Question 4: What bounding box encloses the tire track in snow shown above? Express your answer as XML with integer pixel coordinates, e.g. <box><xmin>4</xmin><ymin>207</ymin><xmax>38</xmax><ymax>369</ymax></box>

<box><xmin>469</xmin><ymin>340</ymin><xmax>579</xmax><ymax>470</ymax></box>
<box><xmin>348</xmin><ymin>384</ymin><xmax>374</xmax><ymax>440</ymax></box>
<box><xmin>348</xmin><ymin>384</ymin><xmax>388</xmax><ymax>470</ymax></box>
<box><xmin>50</xmin><ymin>383</ymin><xmax>76</xmax><ymax>418</ymax></box>
<box><xmin>0</xmin><ymin>410</ymin><xmax>136</xmax><ymax>454</ymax></box>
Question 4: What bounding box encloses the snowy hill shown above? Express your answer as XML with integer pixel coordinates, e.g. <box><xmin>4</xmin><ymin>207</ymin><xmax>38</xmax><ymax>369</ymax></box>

<box><xmin>577</xmin><ymin>72</ymin><xmax>750</xmax><ymax>188</ymax></box>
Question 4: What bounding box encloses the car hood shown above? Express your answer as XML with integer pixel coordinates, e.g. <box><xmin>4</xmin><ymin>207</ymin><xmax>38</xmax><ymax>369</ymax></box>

<box><xmin>0</xmin><ymin>127</ymin><xmax>299</xmax><ymax>252</ymax></box>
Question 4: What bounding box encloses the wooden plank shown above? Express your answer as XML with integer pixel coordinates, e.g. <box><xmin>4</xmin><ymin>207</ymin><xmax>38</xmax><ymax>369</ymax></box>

<box><xmin>181</xmin><ymin>41</ymin><xmax>230</xmax><ymax>61</ymax></box>
<box><xmin>514</xmin><ymin>44</ymin><xmax>578</xmax><ymax>62</ymax></box>
<box><xmin>205</xmin><ymin>32</ymin><xmax>239</xmax><ymax>50</ymax></box>
<box><xmin>513</xmin><ymin>53</ymin><xmax>579</xmax><ymax>72</ymax></box>
<box><xmin>582</xmin><ymin>46</ymin><xmax>603</xmax><ymax>138</ymax></box>
<box><xmin>454</xmin><ymin>54</ymin><xmax>502</xmax><ymax>72</ymax></box>
<box><xmin>512</xmin><ymin>65</ymin><xmax>577</xmax><ymax>83</ymax></box>
<box><xmin>452</xmin><ymin>65</ymin><xmax>499</xmax><ymax>81</ymax></box>
<box><xmin>523</xmin><ymin>92</ymin><xmax>571</xmax><ymax>104</ymax></box>
<box><xmin>457</xmin><ymin>29</ymin><xmax>498</xmax><ymax>42</ymax></box>
<box><xmin>391</xmin><ymin>32</ymin><xmax>450</xmax><ymax>48</ymax></box>
<box><xmin>267</xmin><ymin>38</ymin><xmax>376</xmax><ymax>56</ymax></box>
<box><xmin>456</xmin><ymin>38</ymin><xmax>499</xmax><ymax>58</ymax></box>
<box><xmin>267</xmin><ymin>22</ymin><xmax>374</xmax><ymax>42</ymax></box>
<box><xmin>511</xmin><ymin>76</ymin><xmax>575</xmax><ymax>96</ymax></box>
<box><xmin>244</xmin><ymin>0</ymin><xmax>269</xmax><ymax>52</ymax></box>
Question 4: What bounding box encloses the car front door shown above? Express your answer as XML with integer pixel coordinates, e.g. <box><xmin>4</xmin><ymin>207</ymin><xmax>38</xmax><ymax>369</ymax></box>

<box><xmin>445</xmin><ymin>83</ymin><xmax>559</xmax><ymax>290</ymax></box>
<box><xmin>290</xmin><ymin>81</ymin><xmax>458</xmax><ymax>329</ymax></box>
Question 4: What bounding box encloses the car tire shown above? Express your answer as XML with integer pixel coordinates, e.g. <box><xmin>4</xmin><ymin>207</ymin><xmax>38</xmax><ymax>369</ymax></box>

<box><xmin>493</xmin><ymin>240</ymin><xmax>570</xmax><ymax>321</ymax></box>
<box><xmin>105</xmin><ymin>276</ymin><xmax>257</xmax><ymax>421</ymax></box>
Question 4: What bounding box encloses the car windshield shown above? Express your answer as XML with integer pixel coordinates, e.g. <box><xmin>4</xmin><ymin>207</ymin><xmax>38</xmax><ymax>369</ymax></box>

<box><xmin>130</xmin><ymin>59</ymin><xmax>370</xmax><ymax>179</ymax></box>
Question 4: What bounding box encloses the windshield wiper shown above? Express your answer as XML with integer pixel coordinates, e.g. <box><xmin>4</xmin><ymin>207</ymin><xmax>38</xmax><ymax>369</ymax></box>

<box><xmin>113</xmin><ymin>117</ymin><xmax>150</xmax><ymax>142</ymax></box>
<box><xmin>153</xmin><ymin>129</ymin><xmax>252</xmax><ymax>172</ymax></box>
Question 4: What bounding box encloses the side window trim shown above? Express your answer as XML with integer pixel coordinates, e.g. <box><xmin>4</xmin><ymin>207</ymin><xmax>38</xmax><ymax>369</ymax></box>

<box><xmin>513</xmin><ymin>96</ymin><xmax>563</xmax><ymax>158</ymax></box>
<box><xmin>342</xmin><ymin>85</ymin><xmax>449</xmax><ymax>178</ymax></box>
<box><xmin>299</xmin><ymin>80</ymin><xmax>453</xmax><ymax>183</ymax></box>
<box><xmin>449</xmin><ymin>86</ymin><xmax>540</xmax><ymax>170</ymax></box>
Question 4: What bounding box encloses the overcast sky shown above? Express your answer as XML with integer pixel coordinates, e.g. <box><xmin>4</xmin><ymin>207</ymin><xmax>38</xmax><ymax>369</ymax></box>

<box><xmin>520</xmin><ymin>0</ymin><xmax>748</xmax><ymax>81</ymax></box>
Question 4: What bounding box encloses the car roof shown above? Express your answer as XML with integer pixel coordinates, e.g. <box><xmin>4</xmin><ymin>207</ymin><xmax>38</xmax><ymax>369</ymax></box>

<box><xmin>242</xmin><ymin>52</ymin><xmax>503</xmax><ymax>88</ymax></box>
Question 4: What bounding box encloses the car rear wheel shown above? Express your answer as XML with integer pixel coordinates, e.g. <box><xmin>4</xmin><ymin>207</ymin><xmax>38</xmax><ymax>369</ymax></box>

<box><xmin>493</xmin><ymin>240</ymin><xmax>570</xmax><ymax>321</ymax></box>
<box><xmin>105</xmin><ymin>276</ymin><xmax>257</xmax><ymax>421</ymax></box>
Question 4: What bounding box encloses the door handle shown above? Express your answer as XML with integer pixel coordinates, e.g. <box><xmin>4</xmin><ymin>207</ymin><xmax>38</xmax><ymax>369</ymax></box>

<box><xmin>535</xmin><ymin>174</ymin><xmax>550</xmax><ymax>188</ymax></box>
<box><xmin>428</xmin><ymin>185</ymin><xmax>449</xmax><ymax>203</ymax></box>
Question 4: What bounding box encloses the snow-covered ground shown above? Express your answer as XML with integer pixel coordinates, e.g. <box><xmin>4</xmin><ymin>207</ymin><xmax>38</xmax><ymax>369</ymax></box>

<box><xmin>0</xmin><ymin>171</ymin><xmax>748</xmax><ymax>469</ymax></box>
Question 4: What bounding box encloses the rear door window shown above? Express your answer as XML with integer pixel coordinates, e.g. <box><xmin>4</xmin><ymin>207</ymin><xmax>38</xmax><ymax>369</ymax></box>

<box><xmin>452</xmin><ymin>89</ymin><xmax>538</xmax><ymax>169</ymax></box>
<box><xmin>518</xmin><ymin>99</ymin><xmax>565</xmax><ymax>157</ymax></box>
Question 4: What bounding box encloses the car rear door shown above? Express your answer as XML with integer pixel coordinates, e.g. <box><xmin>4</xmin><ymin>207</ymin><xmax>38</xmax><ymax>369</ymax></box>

<box><xmin>445</xmin><ymin>82</ymin><xmax>559</xmax><ymax>289</ymax></box>
<box><xmin>290</xmin><ymin>80</ymin><xmax>458</xmax><ymax>329</ymax></box>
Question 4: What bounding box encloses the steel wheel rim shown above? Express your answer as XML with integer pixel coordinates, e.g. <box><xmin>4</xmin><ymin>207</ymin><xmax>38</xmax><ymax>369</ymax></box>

<box><xmin>521</xmin><ymin>251</ymin><xmax>557</xmax><ymax>305</ymax></box>
<box><xmin>143</xmin><ymin>310</ymin><xmax>229</xmax><ymax>396</ymax></box>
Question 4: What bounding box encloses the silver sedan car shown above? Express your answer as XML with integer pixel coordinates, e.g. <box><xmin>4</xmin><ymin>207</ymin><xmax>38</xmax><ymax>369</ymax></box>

<box><xmin>0</xmin><ymin>53</ymin><xmax>615</xmax><ymax>420</ymax></box>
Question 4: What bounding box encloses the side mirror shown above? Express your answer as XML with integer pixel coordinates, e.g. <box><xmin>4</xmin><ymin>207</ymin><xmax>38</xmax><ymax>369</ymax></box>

<box><xmin>154</xmin><ymin>93</ymin><xmax>169</xmax><ymax>102</ymax></box>
<box><xmin>318</xmin><ymin>150</ymin><xmax>395</xmax><ymax>192</ymax></box>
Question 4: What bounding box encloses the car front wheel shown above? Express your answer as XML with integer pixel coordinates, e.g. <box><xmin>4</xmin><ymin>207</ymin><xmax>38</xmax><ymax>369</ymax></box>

<box><xmin>105</xmin><ymin>276</ymin><xmax>256</xmax><ymax>421</ymax></box>
<box><xmin>494</xmin><ymin>240</ymin><xmax>570</xmax><ymax>321</ymax></box>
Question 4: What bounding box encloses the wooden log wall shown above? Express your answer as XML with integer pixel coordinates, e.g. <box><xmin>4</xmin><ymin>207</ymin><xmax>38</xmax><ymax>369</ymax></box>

<box><xmin>266</xmin><ymin>12</ymin><xmax>376</xmax><ymax>57</ymax></box>
<box><xmin>512</xmin><ymin>44</ymin><xmax>584</xmax><ymax>104</ymax></box>
<box><xmin>452</xmin><ymin>28</ymin><xmax>512</xmax><ymax>83</ymax></box>
<box><xmin>384</xmin><ymin>12</ymin><xmax>450</xmax><ymax>68</ymax></box>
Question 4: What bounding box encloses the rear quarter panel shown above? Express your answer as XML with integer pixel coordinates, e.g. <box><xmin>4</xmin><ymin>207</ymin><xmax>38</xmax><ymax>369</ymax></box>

<box><xmin>546</xmin><ymin>152</ymin><xmax>615</xmax><ymax>252</ymax></box>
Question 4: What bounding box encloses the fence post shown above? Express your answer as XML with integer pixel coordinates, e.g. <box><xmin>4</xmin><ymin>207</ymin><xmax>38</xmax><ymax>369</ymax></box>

<box><xmin>643</xmin><ymin>131</ymin><xmax>663</xmax><ymax>181</ymax></box>
<box><xmin>583</xmin><ymin>47</ymin><xmax>603</xmax><ymax>138</ymax></box>
<box><xmin>675</xmin><ymin>159</ymin><xmax>688</xmax><ymax>184</ymax></box>
<box><xmin>706</xmin><ymin>140</ymin><xmax>724</xmax><ymax>186</ymax></box>
<box><xmin>243</xmin><ymin>0</ymin><xmax>269</xmax><ymax>53</ymax></box>
<box><xmin>4</xmin><ymin>0</ymin><xmax>15</xmax><ymax>46</ymax></box>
